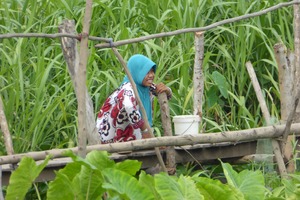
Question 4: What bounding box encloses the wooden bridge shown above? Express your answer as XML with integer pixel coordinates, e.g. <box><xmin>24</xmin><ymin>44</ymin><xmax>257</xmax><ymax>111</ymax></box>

<box><xmin>1</xmin><ymin>140</ymin><xmax>258</xmax><ymax>186</ymax></box>
<box><xmin>2</xmin><ymin>120</ymin><xmax>300</xmax><ymax>186</ymax></box>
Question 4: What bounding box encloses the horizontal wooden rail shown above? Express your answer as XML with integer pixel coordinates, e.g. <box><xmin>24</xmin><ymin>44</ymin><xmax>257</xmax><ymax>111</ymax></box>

<box><xmin>1</xmin><ymin>122</ymin><xmax>300</xmax><ymax>165</ymax></box>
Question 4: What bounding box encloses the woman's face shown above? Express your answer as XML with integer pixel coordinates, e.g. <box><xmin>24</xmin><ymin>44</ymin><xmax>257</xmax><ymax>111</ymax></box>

<box><xmin>142</xmin><ymin>68</ymin><xmax>155</xmax><ymax>87</ymax></box>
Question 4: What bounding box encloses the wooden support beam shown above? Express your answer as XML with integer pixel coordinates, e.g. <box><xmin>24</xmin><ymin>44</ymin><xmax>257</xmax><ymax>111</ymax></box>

<box><xmin>246</xmin><ymin>61</ymin><xmax>287</xmax><ymax>178</ymax></box>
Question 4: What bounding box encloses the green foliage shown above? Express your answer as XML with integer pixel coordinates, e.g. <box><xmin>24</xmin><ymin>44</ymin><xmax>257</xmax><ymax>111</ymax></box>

<box><xmin>6</xmin><ymin>151</ymin><xmax>300</xmax><ymax>199</ymax></box>
<box><xmin>5</xmin><ymin>155</ymin><xmax>51</xmax><ymax>200</ymax></box>
<box><xmin>222</xmin><ymin>162</ymin><xmax>266</xmax><ymax>200</ymax></box>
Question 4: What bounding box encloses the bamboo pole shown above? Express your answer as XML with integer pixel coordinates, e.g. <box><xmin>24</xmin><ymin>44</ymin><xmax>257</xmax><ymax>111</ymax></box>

<box><xmin>158</xmin><ymin>93</ymin><xmax>176</xmax><ymax>174</ymax></box>
<box><xmin>111</xmin><ymin>47</ymin><xmax>168</xmax><ymax>173</ymax></box>
<box><xmin>1</xmin><ymin>123</ymin><xmax>300</xmax><ymax>165</ymax></box>
<box><xmin>77</xmin><ymin>0</ymin><xmax>93</xmax><ymax>158</ymax></box>
<box><xmin>245</xmin><ymin>61</ymin><xmax>287</xmax><ymax>178</ymax></box>
<box><xmin>193</xmin><ymin>32</ymin><xmax>204</xmax><ymax>121</ymax></box>
<box><xmin>58</xmin><ymin>20</ymin><xmax>99</xmax><ymax>145</ymax></box>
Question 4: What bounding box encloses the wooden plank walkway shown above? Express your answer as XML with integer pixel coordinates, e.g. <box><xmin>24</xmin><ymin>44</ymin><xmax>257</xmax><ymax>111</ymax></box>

<box><xmin>1</xmin><ymin>140</ymin><xmax>258</xmax><ymax>185</ymax></box>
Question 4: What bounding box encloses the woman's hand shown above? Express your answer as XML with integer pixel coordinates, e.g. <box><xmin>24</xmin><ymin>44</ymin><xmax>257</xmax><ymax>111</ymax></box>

<box><xmin>155</xmin><ymin>83</ymin><xmax>172</xmax><ymax>97</ymax></box>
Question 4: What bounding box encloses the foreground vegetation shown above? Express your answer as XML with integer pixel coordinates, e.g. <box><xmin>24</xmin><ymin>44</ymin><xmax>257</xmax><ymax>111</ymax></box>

<box><xmin>3</xmin><ymin>151</ymin><xmax>300</xmax><ymax>200</ymax></box>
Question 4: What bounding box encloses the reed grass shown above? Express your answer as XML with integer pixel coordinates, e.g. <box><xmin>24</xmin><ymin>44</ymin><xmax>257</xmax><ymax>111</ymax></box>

<box><xmin>0</xmin><ymin>0</ymin><xmax>294</xmax><ymax>153</ymax></box>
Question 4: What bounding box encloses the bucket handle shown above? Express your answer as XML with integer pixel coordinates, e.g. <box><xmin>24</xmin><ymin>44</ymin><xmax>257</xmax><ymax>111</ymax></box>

<box><xmin>180</xmin><ymin>120</ymin><xmax>198</xmax><ymax>135</ymax></box>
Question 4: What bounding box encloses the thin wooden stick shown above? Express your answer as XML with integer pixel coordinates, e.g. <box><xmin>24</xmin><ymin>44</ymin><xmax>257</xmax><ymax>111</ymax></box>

<box><xmin>0</xmin><ymin>33</ymin><xmax>111</xmax><ymax>42</ymax></box>
<box><xmin>95</xmin><ymin>0</ymin><xmax>300</xmax><ymax>49</ymax></box>
<box><xmin>77</xmin><ymin>0</ymin><xmax>93</xmax><ymax>158</ymax></box>
<box><xmin>0</xmin><ymin>1</ymin><xmax>299</xmax><ymax>48</ymax></box>
<box><xmin>111</xmin><ymin>47</ymin><xmax>168</xmax><ymax>173</ymax></box>
<box><xmin>1</xmin><ymin>122</ymin><xmax>300</xmax><ymax>165</ymax></box>
<box><xmin>245</xmin><ymin>61</ymin><xmax>287</xmax><ymax>178</ymax></box>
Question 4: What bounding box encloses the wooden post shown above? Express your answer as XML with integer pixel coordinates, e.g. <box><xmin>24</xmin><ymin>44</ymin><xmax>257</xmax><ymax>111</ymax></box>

<box><xmin>76</xmin><ymin>0</ymin><xmax>94</xmax><ymax>158</ymax></box>
<box><xmin>246</xmin><ymin>61</ymin><xmax>287</xmax><ymax>178</ymax></box>
<box><xmin>292</xmin><ymin>2</ymin><xmax>300</xmax><ymax>172</ymax></box>
<box><xmin>58</xmin><ymin>20</ymin><xmax>99</xmax><ymax>146</ymax></box>
<box><xmin>0</xmin><ymin>97</ymin><xmax>13</xmax><ymax>199</ymax></box>
<box><xmin>274</xmin><ymin>43</ymin><xmax>296</xmax><ymax>173</ymax></box>
<box><xmin>0</xmin><ymin>97</ymin><xmax>14</xmax><ymax>155</ymax></box>
<box><xmin>158</xmin><ymin>93</ymin><xmax>176</xmax><ymax>174</ymax></box>
<box><xmin>193</xmin><ymin>32</ymin><xmax>204</xmax><ymax>123</ymax></box>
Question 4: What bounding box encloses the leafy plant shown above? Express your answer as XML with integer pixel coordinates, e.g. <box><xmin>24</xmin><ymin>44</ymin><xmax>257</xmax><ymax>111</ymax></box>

<box><xmin>6</xmin><ymin>151</ymin><xmax>300</xmax><ymax>200</ymax></box>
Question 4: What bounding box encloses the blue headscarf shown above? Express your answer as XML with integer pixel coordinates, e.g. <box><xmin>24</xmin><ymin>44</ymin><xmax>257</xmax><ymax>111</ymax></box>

<box><xmin>122</xmin><ymin>54</ymin><xmax>156</xmax><ymax>126</ymax></box>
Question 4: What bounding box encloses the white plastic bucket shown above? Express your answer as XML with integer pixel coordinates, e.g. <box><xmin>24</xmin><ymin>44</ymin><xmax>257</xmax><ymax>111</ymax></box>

<box><xmin>173</xmin><ymin>115</ymin><xmax>200</xmax><ymax>135</ymax></box>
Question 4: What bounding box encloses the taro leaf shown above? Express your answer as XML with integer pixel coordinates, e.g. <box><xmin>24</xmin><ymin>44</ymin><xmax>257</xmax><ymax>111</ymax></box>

<box><xmin>206</xmin><ymin>85</ymin><xmax>219</xmax><ymax>107</ymax></box>
<box><xmin>102</xmin><ymin>168</ymin><xmax>154</xmax><ymax>200</ymax></box>
<box><xmin>212</xmin><ymin>71</ymin><xmax>229</xmax><ymax>99</ymax></box>
<box><xmin>55</xmin><ymin>161</ymin><xmax>82</xmax><ymax>180</ymax></box>
<box><xmin>155</xmin><ymin>173</ymin><xmax>203</xmax><ymax>200</ymax></box>
<box><xmin>115</xmin><ymin>159</ymin><xmax>142</xmax><ymax>175</ymax></box>
<box><xmin>222</xmin><ymin>162</ymin><xmax>265</xmax><ymax>200</ymax></box>
<box><xmin>78</xmin><ymin>166</ymin><xmax>105</xmax><ymax>199</ymax></box>
<box><xmin>85</xmin><ymin>150</ymin><xmax>115</xmax><ymax>170</ymax></box>
<box><xmin>6</xmin><ymin>155</ymin><xmax>51</xmax><ymax>200</ymax></box>
<box><xmin>47</xmin><ymin>161</ymin><xmax>85</xmax><ymax>200</ymax></box>
<box><xmin>47</xmin><ymin>172</ymin><xmax>81</xmax><ymax>200</ymax></box>
<box><xmin>47</xmin><ymin>150</ymin><xmax>113</xmax><ymax>200</ymax></box>
<box><xmin>63</xmin><ymin>150</ymin><xmax>115</xmax><ymax>170</ymax></box>
<box><xmin>194</xmin><ymin>177</ymin><xmax>243</xmax><ymax>200</ymax></box>
<box><xmin>139</xmin><ymin>171</ymin><xmax>160</xmax><ymax>199</ymax></box>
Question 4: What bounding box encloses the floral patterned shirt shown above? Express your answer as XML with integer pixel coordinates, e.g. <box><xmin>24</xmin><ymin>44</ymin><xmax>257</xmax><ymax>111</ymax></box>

<box><xmin>96</xmin><ymin>82</ymin><xmax>171</xmax><ymax>144</ymax></box>
<box><xmin>96</xmin><ymin>82</ymin><xmax>145</xmax><ymax>143</ymax></box>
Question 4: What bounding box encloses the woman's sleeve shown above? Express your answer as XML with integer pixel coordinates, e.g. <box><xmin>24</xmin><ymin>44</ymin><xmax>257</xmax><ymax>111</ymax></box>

<box><xmin>122</xmin><ymin>89</ymin><xmax>144</xmax><ymax>129</ymax></box>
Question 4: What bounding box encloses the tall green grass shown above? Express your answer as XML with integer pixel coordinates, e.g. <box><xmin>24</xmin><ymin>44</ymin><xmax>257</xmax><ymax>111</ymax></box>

<box><xmin>0</xmin><ymin>0</ymin><xmax>294</xmax><ymax>153</ymax></box>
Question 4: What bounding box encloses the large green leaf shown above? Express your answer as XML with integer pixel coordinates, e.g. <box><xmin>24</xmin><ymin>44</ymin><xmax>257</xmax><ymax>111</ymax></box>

<box><xmin>85</xmin><ymin>150</ymin><xmax>115</xmax><ymax>170</ymax></box>
<box><xmin>47</xmin><ymin>172</ymin><xmax>82</xmax><ymax>200</ymax></box>
<box><xmin>211</xmin><ymin>71</ymin><xmax>229</xmax><ymax>99</ymax></box>
<box><xmin>102</xmin><ymin>168</ymin><xmax>154</xmax><ymax>200</ymax></box>
<box><xmin>115</xmin><ymin>159</ymin><xmax>142</xmax><ymax>175</ymax></box>
<box><xmin>222</xmin><ymin>162</ymin><xmax>266</xmax><ymax>200</ymax></box>
<box><xmin>194</xmin><ymin>177</ymin><xmax>243</xmax><ymax>200</ymax></box>
<box><xmin>139</xmin><ymin>171</ymin><xmax>160</xmax><ymax>199</ymax></box>
<box><xmin>78</xmin><ymin>166</ymin><xmax>105</xmax><ymax>199</ymax></box>
<box><xmin>155</xmin><ymin>173</ymin><xmax>203</xmax><ymax>200</ymax></box>
<box><xmin>47</xmin><ymin>150</ymin><xmax>114</xmax><ymax>199</ymax></box>
<box><xmin>6</xmin><ymin>156</ymin><xmax>51</xmax><ymax>200</ymax></box>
